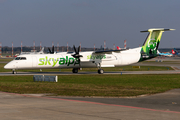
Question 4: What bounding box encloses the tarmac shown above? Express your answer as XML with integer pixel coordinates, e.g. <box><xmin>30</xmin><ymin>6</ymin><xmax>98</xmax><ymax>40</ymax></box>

<box><xmin>0</xmin><ymin>89</ymin><xmax>180</xmax><ymax>120</ymax></box>
<box><xmin>1</xmin><ymin>70</ymin><xmax>180</xmax><ymax>76</ymax></box>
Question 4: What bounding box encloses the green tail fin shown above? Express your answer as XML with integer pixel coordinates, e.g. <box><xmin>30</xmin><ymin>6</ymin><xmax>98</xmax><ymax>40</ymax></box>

<box><xmin>140</xmin><ymin>28</ymin><xmax>175</xmax><ymax>61</ymax></box>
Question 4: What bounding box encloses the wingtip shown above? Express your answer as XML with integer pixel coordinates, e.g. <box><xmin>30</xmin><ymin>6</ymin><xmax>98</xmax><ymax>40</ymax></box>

<box><xmin>170</xmin><ymin>29</ymin><xmax>176</xmax><ymax>31</ymax></box>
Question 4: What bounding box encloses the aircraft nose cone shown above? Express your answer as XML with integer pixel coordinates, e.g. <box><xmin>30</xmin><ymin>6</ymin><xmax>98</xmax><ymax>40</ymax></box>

<box><xmin>4</xmin><ymin>64</ymin><xmax>9</xmax><ymax>69</ymax></box>
<box><xmin>4</xmin><ymin>63</ymin><xmax>12</xmax><ymax>69</ymax></box>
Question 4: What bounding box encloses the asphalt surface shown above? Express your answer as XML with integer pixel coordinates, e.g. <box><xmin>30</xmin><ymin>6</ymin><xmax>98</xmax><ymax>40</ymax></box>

<box><xmin>0</xmin><ymin>89</ymin><xmax>180</xmax><ymax>120</ymax></box>
<box><xmin>58</xmin><ymin>89</ymin><xmax>180</xmax><ymax>112</ymax></box>
<box><xmin>1</xmin><ymin>70</ymin><xmax>180</xmax><ymax>76</ymax></box>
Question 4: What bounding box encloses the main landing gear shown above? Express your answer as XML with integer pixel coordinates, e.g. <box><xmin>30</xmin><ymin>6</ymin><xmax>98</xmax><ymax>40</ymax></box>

<box><xmin>98</xmin><ymin>69</ymin><xmax>104</xmax><ymax>74</ymax></box>
<box><xmin>96</xmin><ymin>63</ymin><xmax>104</xmax><ymax>74</ymax></box>
<box><xmin>72</xmin><ymin>68</ymin><xmax>78</xmax><ymax>73</ymax></box>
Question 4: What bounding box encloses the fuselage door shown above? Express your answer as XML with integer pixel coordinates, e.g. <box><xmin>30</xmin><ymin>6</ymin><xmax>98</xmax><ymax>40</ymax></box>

<box><xmin>32</xmin><ymin>56</ymin><xmax>37</xmax><ymax>67</ymax></box>
<box><xmin>113</xmin><ymin>53</ymin><xmax>122</xmax><ymax>65</ymax></box>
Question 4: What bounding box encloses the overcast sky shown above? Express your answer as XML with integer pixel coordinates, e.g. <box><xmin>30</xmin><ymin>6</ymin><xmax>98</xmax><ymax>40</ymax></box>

<box><xmin>0</xmin><ymin>0</ymin><xmax>179</xmax><ymax>49</ymax></box>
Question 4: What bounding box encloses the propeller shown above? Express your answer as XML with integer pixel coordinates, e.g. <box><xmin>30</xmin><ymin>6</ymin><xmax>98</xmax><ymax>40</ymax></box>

<box><xmin>48</xmin><ymin>46</ymin><xmax>54</xmax><ymax>54</ymax></box>
<box><xmin>72</xmin><ymin>45</ymin><xmax>83</xmax><ymax>66</ymax></box>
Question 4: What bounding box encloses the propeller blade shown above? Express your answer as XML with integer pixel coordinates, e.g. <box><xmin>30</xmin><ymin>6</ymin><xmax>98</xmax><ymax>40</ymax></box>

<box><xmin>78</xmin><ymin>58</ymin><xmax>81</xmax><ymax>66</ymax></box>
<box><xmin>48</xmin><ymin>48</ymin><xmax>52</xmax><ymax>53</ymax></box>
<box><xmin>48</xmin><ymin>46</ymin><xmax>55</xmax><ymax>54</ymax></box>
<box><xmin>73</xmin><ymin>45</ymin><xmax>77</xmax><ymax>54</ymax></box>
<box><xmin>79</xmin><ymin>55</ymin><xmax>83</xmax><ymax>57</ymax></box>
<box><xmin>52</xmin><ymin>46</ymin><xmax>54</xmax><ymax>53</ymax></box>
<box><xmin>74</xmin><ymin>58</ymin><xmax>78</xmax><ymax>66</ymax></box>
<box><xmin>73</xmin><ymin>58</ymin><xmax>81</xmax><ymax>66</ymax></box>
<box><xmin>78</xmin><ymin>46</ymin><xmax>80</xmax><ymax>54</ymax></box>
<box><xmin>74</xmin><ymin>59</ymin><xmax>76</xmax><ymax>66</ymax></box>
<box><xmin>72</xmin><ymin>45</ymin><xmax>83</xmax><ymax>66</ymax></box>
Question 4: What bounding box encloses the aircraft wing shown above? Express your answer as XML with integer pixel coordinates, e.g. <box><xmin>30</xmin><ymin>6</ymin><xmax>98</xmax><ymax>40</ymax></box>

<box><xmin>93</xmin><ymin>49</ymin><xmax>127</xmax><ymax>54</ymax></box>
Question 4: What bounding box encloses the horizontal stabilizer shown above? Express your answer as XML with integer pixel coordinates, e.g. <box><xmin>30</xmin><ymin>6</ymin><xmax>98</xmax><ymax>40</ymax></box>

<box><xmin>141</xmin><ymin>28</ymin><xmax>175</xmax><ymax>32</ymax></box>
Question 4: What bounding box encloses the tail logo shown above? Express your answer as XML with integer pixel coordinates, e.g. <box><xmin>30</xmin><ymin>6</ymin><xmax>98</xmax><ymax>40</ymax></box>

<box><xmin>148</xmin><ymin>39</ymin><xmax>157</xmax><ymax>50</ymax></box>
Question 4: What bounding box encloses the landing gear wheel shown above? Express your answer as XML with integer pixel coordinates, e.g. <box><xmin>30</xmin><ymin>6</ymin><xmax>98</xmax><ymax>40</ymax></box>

<box><xmin>72</xmin><ymin>68</ymin><xmax>78</xmax><ymax>73</ymax></box>
<box><xmin>98</xmin><ymin>69</ymin><xmax>104</xmax><ymax>74</ymax></box>
<box><xmin>12</xmin><ymin>70</ymin><xmax>16</xmax><ymax>74</ymax></box>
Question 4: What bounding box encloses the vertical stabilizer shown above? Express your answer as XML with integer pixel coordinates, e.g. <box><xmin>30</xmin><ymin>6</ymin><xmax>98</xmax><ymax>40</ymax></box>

<box><xmin>140</xmin><ymin>28</ymin><xmax>175</xmax><ymax>61</ymax></box>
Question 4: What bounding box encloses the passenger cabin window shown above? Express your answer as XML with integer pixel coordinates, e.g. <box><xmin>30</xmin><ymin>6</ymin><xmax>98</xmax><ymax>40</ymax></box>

<box><xmin>20</xmin><ymin>57</ymin><xmax>26</xmax><ymax>60</ymax></box>
<box><xmin>15</xmin><ymin>57</ymin><xmax>26</xmax><ymax>60</ymax></box>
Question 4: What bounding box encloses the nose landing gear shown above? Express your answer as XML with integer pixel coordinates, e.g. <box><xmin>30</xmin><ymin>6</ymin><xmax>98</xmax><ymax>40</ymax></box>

<box><xmin>72</xmin><ymin>68</ymin><xmax>78</xmax><ymax>73</ymax></box>
<box><xmin>12</xmin><ymin>69</ymin><xmax>17</xmax><ymax>74</ymax></box>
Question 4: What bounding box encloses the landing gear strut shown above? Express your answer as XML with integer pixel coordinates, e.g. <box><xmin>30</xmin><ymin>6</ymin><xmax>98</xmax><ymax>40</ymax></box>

<box><xmin>96</xmin><ymin>63</ymin><xmax>104</xmax><ymax>74</ymax></box>
<box><xmin>72</xmin><ymin>68</ymin><xmax>78</xmax><ymax>73</ymax></box>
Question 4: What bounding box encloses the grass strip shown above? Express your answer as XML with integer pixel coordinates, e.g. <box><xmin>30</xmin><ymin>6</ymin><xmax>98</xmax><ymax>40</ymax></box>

<box><xmin>0</xmin><ymin>74</ymin><xmax>180</xmax><ymax>97</ymax></box>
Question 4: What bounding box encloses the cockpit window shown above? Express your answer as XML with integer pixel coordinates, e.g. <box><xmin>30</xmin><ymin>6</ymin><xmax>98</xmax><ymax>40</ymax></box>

<box><xmin>15</xmin><ymin>57</ymin><xmax>20</xmax><ymax>60</ymax></box>
<box><xmin>15</xmin><ymin>57</ymin><xmax>26</xmax><ymax>60</ymax></box>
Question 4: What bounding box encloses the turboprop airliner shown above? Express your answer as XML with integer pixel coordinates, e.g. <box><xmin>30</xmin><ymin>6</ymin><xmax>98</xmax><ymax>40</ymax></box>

<box><xmin>4</xmin><ymin>28</ymin><xmax>175</xmax><ymax>74</ymax></box>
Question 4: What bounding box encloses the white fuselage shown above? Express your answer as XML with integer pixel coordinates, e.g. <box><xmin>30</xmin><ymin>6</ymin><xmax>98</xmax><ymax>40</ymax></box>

<box><xmin>4</xmin><ymin>47</ymin><xmax>142</xmax><ymax>70</ymax></box>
